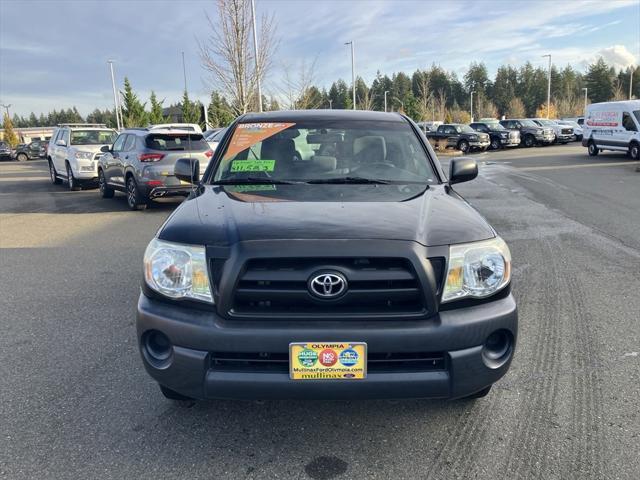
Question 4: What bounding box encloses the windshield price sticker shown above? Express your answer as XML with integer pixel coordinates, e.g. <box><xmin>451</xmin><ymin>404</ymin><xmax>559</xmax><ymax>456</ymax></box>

<box><xmin>230</xmin><ymin>159</ymin><xmax>276</xmax><ymax>172</ymax></box>
<box><xmin>289</xmin><ymin>342</ymin><xmax>367</xmax><ymax>380</ymax></box>
<box><xmin>223</xmin><ymin>122</ymin><xmax>296</xmax><ymax>159</ymax></box>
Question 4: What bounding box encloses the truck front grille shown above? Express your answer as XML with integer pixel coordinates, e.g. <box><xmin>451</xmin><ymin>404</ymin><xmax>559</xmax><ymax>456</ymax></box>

<box><xmin>230</xmin><ymin>257</ymin><xmax>430</xmax><ymax>319</ymax></box>
<box><xmin>210</xmin><ymin>351</ymin><xmax>446</xmax><ymax>373</ymax></box>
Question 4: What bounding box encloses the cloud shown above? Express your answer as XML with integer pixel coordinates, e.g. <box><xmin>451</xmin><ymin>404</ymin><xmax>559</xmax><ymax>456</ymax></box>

<box><xmin>595</xmin><ymin>45</ymin><xmax>637</xmax><ymax>70</ymax></box>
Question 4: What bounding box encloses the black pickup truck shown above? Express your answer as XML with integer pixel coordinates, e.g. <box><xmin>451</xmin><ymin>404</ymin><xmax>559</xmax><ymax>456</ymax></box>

<box><xmin>425</xmin><ymin>123</ymin><xmax>490</xmax><ymax>153</ymax></box>
<box><xmin>14</xmin><ymin>140</ymin><xmax>46</xmax><ymax>161</ymax></box>
<box><xmin>136</xmin><ymin>110</ymin><xmax>517</xmax><ymax>402</ymax></box>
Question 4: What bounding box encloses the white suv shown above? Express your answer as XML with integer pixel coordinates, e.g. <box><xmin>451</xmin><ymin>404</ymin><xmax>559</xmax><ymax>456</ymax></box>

<box><xmin>47</xmin><ymin>124</ymin><xmax>118</xmax><ymax>190</ymax></box>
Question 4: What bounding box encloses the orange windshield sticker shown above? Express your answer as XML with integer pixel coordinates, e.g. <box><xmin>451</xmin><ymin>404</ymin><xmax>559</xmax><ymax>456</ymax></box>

<box><xmin>223</xmin><ymin>122</ymin><xmax>296</xmax><ymax>160</ymax></box>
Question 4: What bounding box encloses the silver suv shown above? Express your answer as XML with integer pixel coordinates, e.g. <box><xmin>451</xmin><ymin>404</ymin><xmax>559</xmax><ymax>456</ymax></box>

<box><xmin>47</xmin><ymin>124</ymin><xmax>118</xmax><ymax>190</ymax></box>
<box><xmin>97</xmin><ymin>128</ymin><xmax>213</xmax><ymax>210</ymax></box>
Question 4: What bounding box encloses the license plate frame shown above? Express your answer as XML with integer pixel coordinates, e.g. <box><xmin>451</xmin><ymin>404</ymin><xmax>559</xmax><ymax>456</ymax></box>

<box><xmin>289</xmin><ymin>342</ymin><xmax>367</xmax><ymax>380</ymax></box>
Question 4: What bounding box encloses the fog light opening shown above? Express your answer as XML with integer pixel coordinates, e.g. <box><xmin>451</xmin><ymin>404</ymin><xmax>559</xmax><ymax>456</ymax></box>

<box><xmin>482</xmin><ymin>329</ymin><xmax>513</xmax><ymax>369</ymax></box>
<box><xmin>142</xmin><ymin>330</ymin><xmax>173</xmax><ymax>368</ymax></box>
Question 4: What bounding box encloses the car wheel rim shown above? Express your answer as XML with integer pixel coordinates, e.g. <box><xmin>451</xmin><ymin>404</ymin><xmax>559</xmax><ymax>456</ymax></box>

<box><xmin>492</xmin><ymin>140</ymin><xmax>499</xmax><ymax>149</ymax></box>
<box><xmin>99</xmin><ymin>173</ymin><xmax>104</xmax><ymax>193</ymax></box>
<box><xmin>67</xmin><ymin>167</ymin><xmax>73</xmax><ymax>188</ymax></box>
<box><xmin>127</xmin><ymin>181</ymin><xmax>136</xmax><ymax>206</ymax></box>
<box><xmin>461</xmin><ymin>143</ymin><xmax>468</xmax><ymax>152</ymax></box>
<box><xmin>50</xmin><ymin>164</ymin><xmax>55</xmax><ymax>181</ymax></box>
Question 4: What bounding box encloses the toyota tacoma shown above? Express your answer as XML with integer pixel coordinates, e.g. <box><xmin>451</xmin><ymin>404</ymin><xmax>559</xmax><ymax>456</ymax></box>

<box><xmin>137</xmin><ymin>110</ymin><xmax>517</xmax><ymax>401</ymax></box>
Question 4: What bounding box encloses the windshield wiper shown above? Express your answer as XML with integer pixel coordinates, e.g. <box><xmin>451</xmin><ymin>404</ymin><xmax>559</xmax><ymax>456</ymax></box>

<box><xmin>212</xmin><ymin>177</ymin><xmax>303</xmax><ymax>185</ymax></box>
<box><xmin>305</xmin><ymin>177</ymin><xmax>393</xmax><ymax>184</ymax></box>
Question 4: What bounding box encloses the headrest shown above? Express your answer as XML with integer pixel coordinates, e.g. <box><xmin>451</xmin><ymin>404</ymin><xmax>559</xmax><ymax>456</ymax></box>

<box><xmin>307</xmin><ymin>133</ymin><xmax>343</xmax><ymax>143</ymax></box>
<box><xmin>353</xmin><ymin>136</ymin><xmax>386</xmax><ymax>158</ymax></box>
<box><xmin>311</xmin><ymin>155</ymin><xmax>337</xmax><ymax>171</ymax></box>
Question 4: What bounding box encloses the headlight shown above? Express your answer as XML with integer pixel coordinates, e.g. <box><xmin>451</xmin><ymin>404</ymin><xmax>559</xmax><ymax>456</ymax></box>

<box><xmin>442</xmin><ymin>237</ymin><xmax>511</xmax><ymax>303</ymax></box>
<box><xmin>469</xmin><ymin>135</ymin><xmax>478</xmax><ymax>141</ymax></box>
<box><xmin>75</xmin><ymin>151</ymin><xmax>94</xmax><ymax>160</ymax></box>
<box><xmin>143</xmin><ymin>238</ymin><xmax>213</xmax><ymax>303</ymax></box>
<box><xmin>501</xmin><ymin>133</ymin><xmax>508</xmax><ymax>138</ymax></box>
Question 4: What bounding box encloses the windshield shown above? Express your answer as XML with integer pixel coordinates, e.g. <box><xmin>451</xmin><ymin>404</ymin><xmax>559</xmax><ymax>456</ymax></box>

<box><xmin>70</xmin><ymin>130</ymin><xmax>117</xmax><ymax>145</ymax></box>
<box><xmin>520</xmin><ymin>120</ymin><xmax>538</xmax><ymax>127</ymax></box>
<box><xmin>456</xmin><ymin>125</ymin><xmax>476</xmax><ymax>134</ymax></box>
<box><xmin>536</xmin><ymin>119</ymin><xmax>555</xmax><ymax>126</ymax></box>
<box><xmin>485</xmin><ymin>121</ymin><xmax>506</xmax><ymax>130</ymax></box>
<box><xmin>213</xmin><ymin>120</ymin><xmax>437</xmax><ymax>184</ymax></box>
<box><xmin>633</xmin><ymin>110</ymin><xmax>640</xmax><ymax>125</ymax></box>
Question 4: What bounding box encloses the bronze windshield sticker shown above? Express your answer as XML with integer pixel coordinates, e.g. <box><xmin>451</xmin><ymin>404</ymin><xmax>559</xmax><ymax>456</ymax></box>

<box><xmin>223</xmin><ymin>122</ymin><xmax>296</xmax><ymax>160</ymax></box>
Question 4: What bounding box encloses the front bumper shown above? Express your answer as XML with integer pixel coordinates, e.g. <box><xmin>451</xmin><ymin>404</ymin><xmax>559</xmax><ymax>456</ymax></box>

<box><xmin>470</xmin><ymin>141</ymin><xmax>490</xmax><ymax>149</ymax></box>
<box><xmin>555</xmin><ymin>134</ymin><xmax>573</xmax><ymax>143</ymax></box>
<box><xmin>535</xmin><ymin>134</ymin><xmax>555</xmax><ymax>144</ymax></box>
<box><xmin>136</xmin><ymin>292</ymin><xmax>518</xmax><ymax>400</ymax></box>
<box><xmin>501</xmin><ymin>138</ymin><xmax>520</xmax><ymax>147</ymax></box>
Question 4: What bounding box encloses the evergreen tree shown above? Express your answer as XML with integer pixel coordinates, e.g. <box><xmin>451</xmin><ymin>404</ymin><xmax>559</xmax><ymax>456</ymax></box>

<box><xmin>207</xmin><ymin>91</ymin><xmax>234</xmax><ymax>126</ymax></box>
<box><xmin>585</xmin><ymin>58</ymin><xmax>614</xmax><ymax>103</ymax></box>
<box><xmin>148</xmin><ymin>91</ymin><xmax>166</xmax><ymax>124</ymax></box>
<box><xmin>121</xmin><ymin>77</ymin><xmax>148</xmax><ymax>127</ymax></box>
<box><xmin>181</xmin><ymin>90</ymin><xmax>201</xmax><ymax>124</ymax></box>
<box><xmin>2</xmin><ymin>114</ymin><xmax>19</xmax><ymax>147</ymax></box>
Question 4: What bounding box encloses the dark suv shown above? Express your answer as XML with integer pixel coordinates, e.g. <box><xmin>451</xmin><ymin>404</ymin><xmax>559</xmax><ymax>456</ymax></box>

<box><xmin>137</xmin><ymin>110</ymin><xmax>517</xmax><ymax>401</ymax></box>
<box><xmin>97</xmin><ymin>128</ymin><xmax>213</xmax><ymax>210</ymax></box>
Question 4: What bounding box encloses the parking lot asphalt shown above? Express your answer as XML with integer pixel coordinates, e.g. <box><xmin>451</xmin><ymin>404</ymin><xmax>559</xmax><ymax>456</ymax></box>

<box><xmin>1</xmin><ymin>144</ymin><xmax>639</xmax><ymax>480</ymax></box>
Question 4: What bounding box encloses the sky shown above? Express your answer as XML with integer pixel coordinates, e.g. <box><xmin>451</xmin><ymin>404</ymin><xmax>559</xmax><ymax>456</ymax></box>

<box><xmin>0</xmin><ymin>0</ymin><xmax>639</xmax><ymax>117</ymax></box>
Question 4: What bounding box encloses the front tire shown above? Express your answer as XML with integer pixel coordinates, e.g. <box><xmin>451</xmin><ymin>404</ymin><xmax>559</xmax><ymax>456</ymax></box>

<box><xmin>457</xmin><ymin>139</ymin><xmax>469</xmax><ymax>154</ymax></box>
<box><xmin>159</xmin><ymin>385</ymin><xmax>193</xmax><ymax>401</ymax></box>
<box><xmin>628</xmin><ymin>142</ymin><xmax>639</xmax><ymax>160</ymax></box>
<box><xmin>49</xmin><ymin>160</ymin><xmax>61</xmax><ymax>184</ymax></box>
<box><xmin>462</xmin><ymin>385</ymin><xmax>492</xmax><ymax>400</ymax></box>
<box><xmin>523</xmin><ymin>134</ymin><xmax>535</xmax><ymax>148</ymax></box>
<box><xmin>490</xmin><ymin>137</ymin><xmax>501</xmax><ymax>150</ymax></box>
<box><xmin>126</xmin><ymin>176</ymin><xmax>147</xmax><ymax>210</ymax></box>
<box><xmin>66</xmin><ymin>163</ymin><xmax>81</xmax><ymax>191</ymax></box>
<box><xmin>588</xmin><ymin>141</ymin><xmax>599</xmax><ymax>156</ymax></box>
<box><xmin>17</xmin><ymin>153</ymin><xmax>28</xmax><ymax>162</ymax></box>
<box><xmin>98</xmin><ymin>169</ymin><xmax>114</xmax><ymax>198</ymax></box>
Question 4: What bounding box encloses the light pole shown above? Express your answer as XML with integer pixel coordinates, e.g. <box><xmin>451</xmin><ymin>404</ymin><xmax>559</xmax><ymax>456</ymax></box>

<box><xmin>345</xmin><ymin>41</ymin><xmax>356</xmax><ymax>110</ymax></box>
<box><xmin>542</xmin><ymin>54</ymin><xmax>551</xmax><ymax>118</ymax></box>
<box><xmin>630</xmin><ymin>66</ymin><xmax>634</xmax><ymax>100</ymax></box>
<box><xmin>107</xmin><ymin>60</ymin><xmax>122</xmax><ymax>130</ymax></box>
<box><xmin>470</xmin><ymin>91</ymin><xmax>475</xmax><ymax>122</ymax></box>
<box><xmin>181</xmin><ymin>51</ymin><xmax>188</xmax><ymax>92</ymax></box>
<box><xmin>384</xmin><ymin>90</ymin><xmax>389</xmax><ymax>112</ymax></box>
<box><xmin>251</xmin><ymin>0</ymin><xmax>262</xmax><ymax>112</ymax></box>
<box><xmin>0</xmin><ymin>103</ymin><xmax>11</xmax><ymax>118</ymax></box>
<box><xmin>582</xmin><ymin>87</ymin><xmax>588</xmax><ymax>115</ymax></box>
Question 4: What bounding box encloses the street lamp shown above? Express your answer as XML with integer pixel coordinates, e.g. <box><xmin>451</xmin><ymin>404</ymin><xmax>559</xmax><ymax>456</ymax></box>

<box><xmin>630</xmin><ymin>66</ymin><xmax>634</xmax><ymax>100</ymax></box>
<box><xmin>470</xmin><ymin>91</ymin><xmax>475</xmax><ymax>122</ymax></box>
<box><xmin>582</xmin><ymin>87</ymin><xmax>588</xmax><ymax>115</ymax></box>
<box><xmin>251</xmin><ymin>0</ymin><xmax>262</xmax><ymax>112</ymax></box>
<box><xmin>542</xmin><ymin>54</ymin><xmax>551</xmax><ymax>118</ymax></box>
<box><xmin>384</xmin><ymin>90</ymin><xmax>389</xmax><ymax>112</ymax></box>
<box><xmin>107</xmin><ymin>60</ymin><xmax>122</xmax><ymax>130</ymax></box>
<box><xmin>345</xmin><ymin>41</ymin><xmax>356</xmax><ymax>110</ymax></box>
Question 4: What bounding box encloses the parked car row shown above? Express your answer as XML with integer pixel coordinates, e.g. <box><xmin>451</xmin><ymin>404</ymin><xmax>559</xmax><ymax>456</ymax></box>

<box><xmin>45</xmin><ymin>122</ymin><xmax>222</xmax><ymax>210</ymax></box>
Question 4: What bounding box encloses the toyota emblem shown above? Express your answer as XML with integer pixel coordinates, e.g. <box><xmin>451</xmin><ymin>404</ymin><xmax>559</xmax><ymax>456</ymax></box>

<box><xmin>308</xmin><ymin>272</ymin><xmax>347</xmax><ymax>299</ymax></box>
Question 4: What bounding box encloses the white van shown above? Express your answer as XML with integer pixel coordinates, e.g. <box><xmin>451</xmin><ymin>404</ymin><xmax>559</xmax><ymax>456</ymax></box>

<box><xmin>582</xmin><ymin>100</ymin><xmax>640</xmax><ymax>159</ymax></box>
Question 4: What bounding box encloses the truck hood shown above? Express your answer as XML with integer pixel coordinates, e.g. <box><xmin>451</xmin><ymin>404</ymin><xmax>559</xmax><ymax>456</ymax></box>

<box><xmin>158</xmin><ymin>184</ymin><xmax>495</xmax><ymax>247</ymax></box>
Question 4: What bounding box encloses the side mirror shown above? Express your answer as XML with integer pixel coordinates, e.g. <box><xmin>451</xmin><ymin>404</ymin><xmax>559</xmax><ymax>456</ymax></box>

<box><xmin>449</xmin><ymin>157</ymin><xmax>478</xmax><ymax>185</ymax></box>
<box><xmin>56</xmin><ymin>139</ymin><xmax>66</xmax><ymax>147</ymax></box>
<box><xmin>174</xmin><ymin>158</ymin><xmax>200</xmax><ymax>184</ymax></box>
<box><xmin>100</xmin><ymin>145</ymin><xmax>111</xmax><ymax>153</ymax></box>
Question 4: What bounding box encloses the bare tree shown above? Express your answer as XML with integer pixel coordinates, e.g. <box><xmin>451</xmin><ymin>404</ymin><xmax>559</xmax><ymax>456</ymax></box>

<box><xmin>199</xmin><ymin>0</ymin><xmax>278</xmax><ymax>115</ymax></box>
<box><xmin>416</xmin><ymin>72</ymin><xmax>433</xmax><ymax>120</ymax></box>
<box><xmin>280</xmin><ymin>58</ymin><xmax>320</xmax><ymax>109</ymax></box>
<box><xmin>434</xmin><ymin>88</ymin><xmax>447</xmax><ymax>121</ymax></box>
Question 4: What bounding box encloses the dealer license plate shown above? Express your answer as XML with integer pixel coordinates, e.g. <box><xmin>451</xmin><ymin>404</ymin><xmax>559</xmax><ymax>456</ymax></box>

<box><xmin>289</xmin><ymin>342</ymin><xmax>367</xmax><ymax>380</ymax></box>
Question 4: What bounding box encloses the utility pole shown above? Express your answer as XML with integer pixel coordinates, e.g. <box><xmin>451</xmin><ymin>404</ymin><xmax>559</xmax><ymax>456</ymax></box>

<box><xmin>470</xmin><ymin>91</ymin><xmax>475</xmax><ymax>122</ymax></box>
<box><xmin>542</xmin><ymin>54</ymin><xmax>551</xmax><ymax>118</ymax></box>
<box><xmin>107</xmin><ymin>60</ymin><xmax>122</xmax><ymax>130</ymax></box>
<box><xmin>345</xmin><ymin>41</ymin><xmax>356</xmax><ymax>110</ymax></box>
<box><xmin>582</xmin><ymin>87</ymin><xmax>588</xmax><ymax>115</ymax></box>
<box><xmin>384</xmin><ymin>90</ymin><xmax>389</xmax><ymax>112</ymax></box>
<box><xmin>251</xmin><ymin>0</ymin><xmax>262</xmax><ymax>112</ymax></box>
